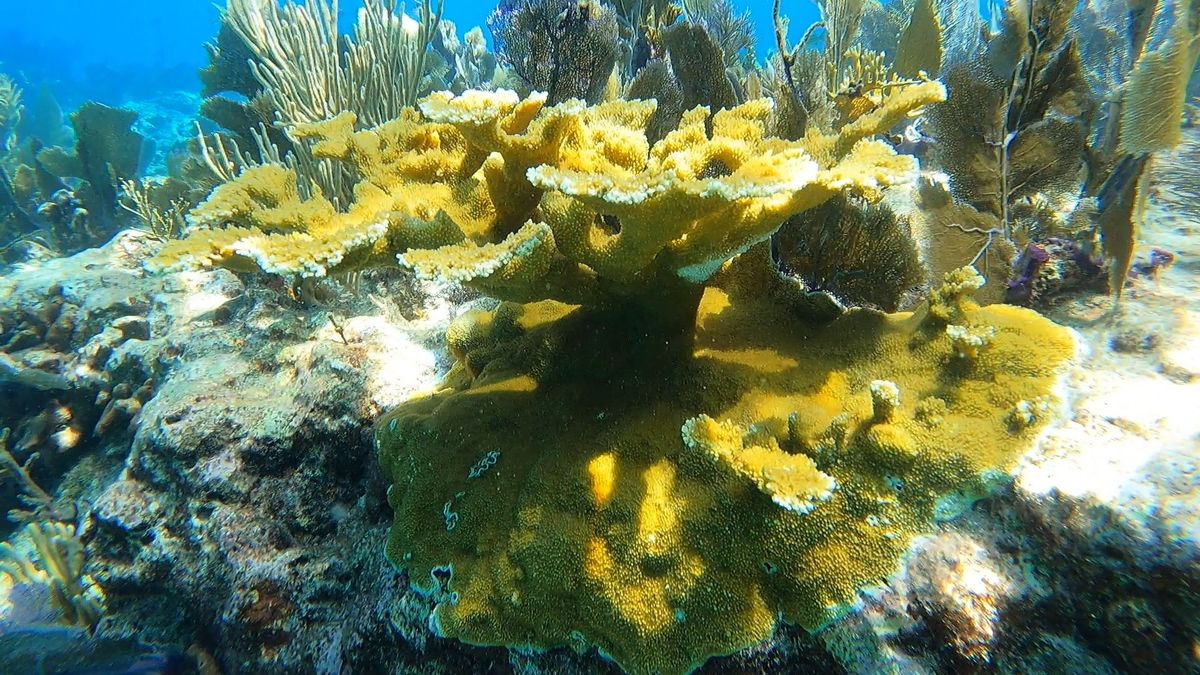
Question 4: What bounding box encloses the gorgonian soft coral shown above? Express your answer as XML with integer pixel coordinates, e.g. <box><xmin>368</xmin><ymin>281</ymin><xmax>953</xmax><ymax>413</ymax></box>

<box><xmin>488</xmin><ymin>0</ymin><xmax>620</xmax><ymax>104</ymax></box>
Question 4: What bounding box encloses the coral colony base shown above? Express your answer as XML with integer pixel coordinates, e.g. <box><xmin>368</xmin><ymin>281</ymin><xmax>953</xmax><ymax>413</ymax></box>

<box><xmin>1</xmin><ymin>0</ymin><xmax>1199</xmax><ymax>672</ymax></box>
<box><xmin>376</xmin><ymin>265</ymin><xmax>1073</xmax><ymax>674</ymax></box>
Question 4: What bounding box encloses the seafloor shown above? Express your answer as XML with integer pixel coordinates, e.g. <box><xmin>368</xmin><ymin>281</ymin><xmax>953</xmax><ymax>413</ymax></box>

<box><xmin>0</xmin><ymin>115</ymin><xmax>1196</xmax><ymax>673</ymax></box>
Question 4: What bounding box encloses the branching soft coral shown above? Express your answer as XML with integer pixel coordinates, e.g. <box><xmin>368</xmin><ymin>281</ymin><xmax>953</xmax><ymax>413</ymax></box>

<box><xmin>0</xmin><ymin>520</ymin><xmax>105</xmax><ymax>630</ymax></box>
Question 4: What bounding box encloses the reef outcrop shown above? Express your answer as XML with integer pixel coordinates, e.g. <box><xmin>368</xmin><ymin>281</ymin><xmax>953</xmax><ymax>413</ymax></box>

<box><xmin>146</xmin><ymin>83</ymin><xmax>1085</xmax><ymax>674</ymax></box>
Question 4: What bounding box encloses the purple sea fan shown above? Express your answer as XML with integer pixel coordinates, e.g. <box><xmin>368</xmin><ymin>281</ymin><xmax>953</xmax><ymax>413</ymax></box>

<box><xmin>1129</xmin><ymin>247</ymin><xmax>1176</xmax><ymax>280</ymax></box>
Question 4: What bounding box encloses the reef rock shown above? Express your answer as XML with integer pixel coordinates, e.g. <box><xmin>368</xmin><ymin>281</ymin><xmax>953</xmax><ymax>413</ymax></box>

<box><xmin>0</xmin><ymin>231</ymin><xmax>505</xmax><ymax>673</ymax></box>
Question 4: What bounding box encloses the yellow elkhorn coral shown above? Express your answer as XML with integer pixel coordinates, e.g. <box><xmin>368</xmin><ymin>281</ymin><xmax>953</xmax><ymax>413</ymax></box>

<box><xmin>141</xmin><ymin>81</ymin><xmax>1083</xmax><ymax>675</ymax></box>
<box><xmin>153</xmin><ymin>84</ymin><xmax>945</xmax><ymax>298</ymax></box>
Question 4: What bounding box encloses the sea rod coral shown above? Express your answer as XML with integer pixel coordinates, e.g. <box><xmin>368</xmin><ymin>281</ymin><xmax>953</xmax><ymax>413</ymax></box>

<box><xmin>149</xmin><ymin>80</ymin><xmax>1078</xmax><ymax>673</ymax></box>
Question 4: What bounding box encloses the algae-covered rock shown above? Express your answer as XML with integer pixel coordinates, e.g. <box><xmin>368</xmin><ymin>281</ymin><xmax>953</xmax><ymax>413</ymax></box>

<box><xmin>0</xmin><ymin>231</ymin><xmax>502</xmax><ymax>674</ymax></box>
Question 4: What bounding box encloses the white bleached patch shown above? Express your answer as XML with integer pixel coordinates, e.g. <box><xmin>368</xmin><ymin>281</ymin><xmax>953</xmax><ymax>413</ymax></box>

<box><xmin>338</xmin><ymin>315</ymin><xmax>442</xmax><ymax>410</ymax></box>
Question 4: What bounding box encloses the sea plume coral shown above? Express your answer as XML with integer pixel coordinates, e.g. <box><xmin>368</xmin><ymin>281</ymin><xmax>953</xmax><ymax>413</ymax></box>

<box><xmin>0</xmin><ymin>520</ymin><xmax>105</xmax><ymax>631</ymax></box>
<box><xmin>0</xmin><ymin>73</ymin><xmax>21</xmax><ymax>152</ymax></box>
<box><xmin>772</xmin><ymin>194</ymin><xmax>923</xmax><ymax>311</ymax></box>
<box><xmin>222</xmin><ymin>0</ymin><xmax>444</xmax><ymax>128</ymax></box>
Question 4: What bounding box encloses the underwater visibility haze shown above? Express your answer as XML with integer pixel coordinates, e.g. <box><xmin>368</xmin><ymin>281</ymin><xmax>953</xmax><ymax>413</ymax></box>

<box><xmin>1</xmin><ymin>0</ymin><xmax>1199</xmax><ymax>673</ymax></box>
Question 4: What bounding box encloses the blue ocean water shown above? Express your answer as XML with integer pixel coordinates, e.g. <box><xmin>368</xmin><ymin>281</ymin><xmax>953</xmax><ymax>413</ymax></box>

<box><xmin>0</xmin><ymin>0</ymin><xmax>805</xmax><ymax>109</ymax></box>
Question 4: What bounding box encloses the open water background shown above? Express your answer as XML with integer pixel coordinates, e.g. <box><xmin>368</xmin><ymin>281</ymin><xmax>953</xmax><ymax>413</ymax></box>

<box><xmin>0</xmin><ymin>0</ymin><xmax>812</xmax><ymax>108</ymax></box>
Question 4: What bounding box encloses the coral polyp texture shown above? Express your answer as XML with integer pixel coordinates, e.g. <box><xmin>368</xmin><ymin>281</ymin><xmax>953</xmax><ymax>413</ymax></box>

<box><xmin>377</xmin><ymin>267</ymin><xmax>1075</xmax><ymax>675</ymax></box>
<box><xmin>149</xmin><ymin>86</ymin><xmax>1080</xmax><ymax>674</ymax></box>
